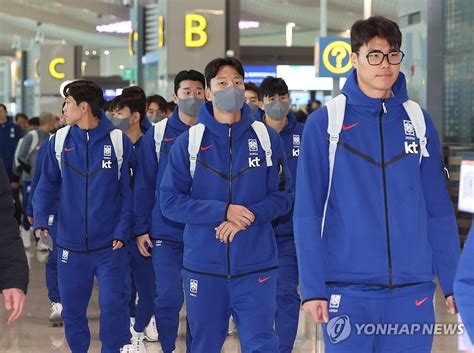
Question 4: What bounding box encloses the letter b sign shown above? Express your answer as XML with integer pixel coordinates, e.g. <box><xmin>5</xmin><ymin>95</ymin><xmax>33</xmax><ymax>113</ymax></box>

<box><xmin>185</xmin><ymin>14</ymin><xmax>208</xmax><ymax>48</ymax></box>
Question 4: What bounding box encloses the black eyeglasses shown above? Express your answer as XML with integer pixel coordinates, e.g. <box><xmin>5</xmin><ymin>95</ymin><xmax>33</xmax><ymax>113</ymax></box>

<box><xmin>356</xmin><ymin>50</ymin><xmax>405</xmax><ymax>66</ymax></box>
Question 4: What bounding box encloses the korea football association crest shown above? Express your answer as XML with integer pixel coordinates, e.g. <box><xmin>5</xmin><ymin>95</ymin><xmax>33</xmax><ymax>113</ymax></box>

<box><xmin>103</xmin><ymin>145</ymin><xmax>112</xmax><ymax>158</ymax></box>
<box><xmin>403</xmin><ymin>120</ymin><xmax>415</xmax><ymax>137</ymax></box>
<box><xmin>190</xmin><ymin>279</ymin><xmax>198</xmax><ymax>297</ymax></box>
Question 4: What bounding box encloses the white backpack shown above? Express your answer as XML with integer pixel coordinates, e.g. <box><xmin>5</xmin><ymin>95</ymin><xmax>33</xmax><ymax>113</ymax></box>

<box><xmin>153</xmin><ymin>118</ymin><xmax>169</xmax><ymax>164</ymax></box>
<box><xmin>321</xmin><ymin>94</ymin><xmax>430</xmax><ymax>236</ymax></box>
<box><xmin>54</xmin><ymin>126</ymin><xmax>124</xmax><ymax>179</ymax></box>
<box><xmin>187</xmin><ymin>120</ymin><xmax>273</xmax><ymax>178</ymax></box>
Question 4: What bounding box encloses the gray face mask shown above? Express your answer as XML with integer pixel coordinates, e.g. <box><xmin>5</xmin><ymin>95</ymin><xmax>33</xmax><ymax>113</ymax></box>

<box><xmin>179</xmin><ymin>97</ymin><xmax>205</xmax><ymax>117</ymax></box>
<box><xmin>248</xmin><ymin>103</ymin><xmax>259</xmax><ymax>115</ymax></box>
<box><xmin>264</xmin><ymin>100</ymin><xmax>290</xmax><ymax>121</ymax></box>
<box><xmin>111</xmin><ymin>117</ymin><xmax>130</xmax><ymax>132</ymax></box>
<box><xmin>147</xmin><ymin>113</ymin><xmax>166</xmax><ymax>124</ymax></box>
<box><xmin>213</xmin><ymin>86</ymin><xmax>245</xmax><ymax>113</ymax></box>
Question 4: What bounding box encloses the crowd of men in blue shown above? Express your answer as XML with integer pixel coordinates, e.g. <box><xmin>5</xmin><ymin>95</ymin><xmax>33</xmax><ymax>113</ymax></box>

<box><xmin>1</xmin><ymin>15</ymin><xmax>474</xmax><ymax>353</ymax></box>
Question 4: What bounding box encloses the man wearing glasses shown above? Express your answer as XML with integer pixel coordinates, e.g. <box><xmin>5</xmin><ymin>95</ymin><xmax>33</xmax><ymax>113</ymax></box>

<box><xmin>294</xmin><ymin>16</ymin><xmax>460</xmax><ymax>353</ymax></box>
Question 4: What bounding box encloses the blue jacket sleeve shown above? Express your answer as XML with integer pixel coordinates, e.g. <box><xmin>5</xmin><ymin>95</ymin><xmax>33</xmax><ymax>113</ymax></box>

<box><xmin>26</xmin><ymin>140</ymin><xmax>48</xmax><ymax>217</ymax></box>
<box><xmin>247</xmin><ymin>133</ymin><xmax>294</xmax><ymax>224</ymax></box>
<box><xmin>293</xmin><ymin>109</ymin><xmax>330</xmax><ymax>302</ymax></box>
<box><xmin>32</xmin><ymin>136</ymin><xmax>61</xmax><ymax>230</ymax></box>
<box><xmin>133</xmin><ymin>129</ymin><xmax>158</xmax><ymax>236</ymax></box>
<box><xmin>160</xmin><ymin>134</ymin><xmax>228</xmax><ymax>224</ymax></box>
<box><xmin>421</xmin><ymin>112</ymin><xmax>460</xmax><ymax>297</ymax></box>
<box><xmin>113</xmin><ymin>136</ymin><xmax>135</xmax><ymax>244</ymax></box>
<box><xmin>454</xmin><ymin>223</ymin><xmax>474</xmax><ymax>340</ymax></box>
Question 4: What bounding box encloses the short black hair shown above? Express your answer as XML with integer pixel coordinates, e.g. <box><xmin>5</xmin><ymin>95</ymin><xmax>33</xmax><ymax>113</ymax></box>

<box><xmin>29</xmin><ymin>117</ymin><xmax>40</xmax><ymax>127</ymax></box>
<box><xmin>0</xmin><ymin>103</ymin><xmax>7</xmax><ymax>112</ymax></box>
<box><xmin>122</xmin><ymin>85</ymin><xmax>146</xmax><ymax>101</ymax></box>
<box><xmin>146</xmin><ymin>95</ymin><xmax>167</xmax><ymax>112</ymax></box>
<box><xmin>15</xmin><ymin>113</ymin><xmax>29</xmax><ymax>122</ymax></box>
<box><xmin>259</xmin><ymin>76</ymin><xmax>289</xmax><ymax>100</ymax></box>
<box><xmin>245</xmin><ymin>82</ymin><xmax>259</xmax><ymax>97</ymax></box>
<box><xmin>204</xmin><ymin>57</ymin><xmax>245</xmax><ymax>88</ymax></box>
<box><xmin>351</xmin><ymin>16</ymin><xmax>402</xmax><ymax>52</ymax></box>
<box><xmin>116</xmin><ymin>94</ymin><xmax>146</xmax><ymax>122</ymax></box>
<box><xmin>166</xmin><ymin>101</ymin><xmax>177</xmax><ymax>113</ymax></box>
<box><xmin>174</xmin><ymin>70</ymin><xmax>205</xmax><ymax>95</ymax></box>
<box><xmin>63</xmin><ymin>80</ymin><xmax>104</xmax><ymax>118</ymax></box>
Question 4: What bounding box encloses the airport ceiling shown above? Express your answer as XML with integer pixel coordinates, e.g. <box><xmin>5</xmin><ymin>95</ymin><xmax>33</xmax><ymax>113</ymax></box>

<box><xmin>0</xmin><ymin>0</ymin><xmax>398</xmax><ymax>52</ymax></box>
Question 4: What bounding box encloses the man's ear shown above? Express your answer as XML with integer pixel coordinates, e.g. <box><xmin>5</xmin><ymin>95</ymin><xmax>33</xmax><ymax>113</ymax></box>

<box><xmin>351</xmin><ymin>52</ymin><xmax>359</xmax><ymax>70</ymax></box>
<box><xmin>172</xmin><ymin>93</ymin><xmax>179</xmax><ymax>105</ymax></box>
<box><xmin>132</xmin><ymin>111</ymin><xmax>141</xmax><ymax>125</ymax></box>
<box><xmin>205</xmin><ymin>88</ymin><xmax>213</xmax><ymax>101</ymax></box>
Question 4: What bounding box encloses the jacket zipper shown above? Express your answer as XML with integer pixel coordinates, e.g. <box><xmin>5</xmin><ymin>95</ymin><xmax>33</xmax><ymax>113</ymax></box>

<box><xmin>379</xmin><ymin>100</ymin><xmax>392</xmax><ymax>287</ymax></box>
<box><xmin>227</xmin><ymin>126</ymin><xmax>232</xmax><ymax>279</ymax></box>
<box><xmin>85</xmin><ymin>130</ymin><xmax>90</xmax><ymax>252</ymax></box>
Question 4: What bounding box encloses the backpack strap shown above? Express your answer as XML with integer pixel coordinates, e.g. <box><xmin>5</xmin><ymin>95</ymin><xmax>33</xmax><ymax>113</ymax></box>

<box><xmin>54</xmin><ymin>126</ymin><xmax>71</xmax><ymax>176</ymax></box>
<box><xmin>251</xmin><ymin>120</ymin><xmax>273</xmax><ymax>167</ymax></box>
<box><xmin>27</xmin><ymin>130</ymin><xmax>39</xmax><ymax>157</ymax></box>
<box><xmin>322</xmin><ymin>94</ymin><xmax>346</xmax><ymax>237</ymax></box>
<box><xmin>110</xmin><ymin>129</ymin><xmax>124</xmax><ymax>180</ymax></box>
<box><xmin>188</xmin><ymin>123</ymin><xmax>205</xmax><ymax>178</ymax></box>
<box><xmin>402</xmin><ymin>100</ymin><xmax>429</xmax><ymax>163</ymax></box>
<box><xmin>154</xmin><ymin>118</ymin><xmax>168</xmax><ymax>164</ymax></box>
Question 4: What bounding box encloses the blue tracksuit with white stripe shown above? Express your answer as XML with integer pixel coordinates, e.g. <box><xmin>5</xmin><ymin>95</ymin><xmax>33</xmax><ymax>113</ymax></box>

<box><xmin>160</xmin><ymin>102</ymin><xmax>294</xmax><ymax>353</ymax></box>
<box><xmin>294</xmin><ymin>71</ymin><xmax>460</xmax><ymax>352</ymax></box>
<box><xmin>125</xmin><ymin>135</ymin><xmax>156</xmax><ymax>337</ymax></box>
<box><xmin>27</xmin><ymin>139</ymin><xmax>60</xmax><ymax>304</ymax></box>
<box><xmin>455</xmin><ymin>219</ymin><xmax>474</xmax><ymax>342</ymax></box>
<box><xmin>33</xmin><ymin>115</ymin><xmax>135</xmax><ymax>353</ymax></box>
<box><xmin>134</xmin><ymin>107</ymin><xmax>190</xmax><ymax>352</ymax></box>
<box><xmin>256</xmin><ymin>109</ymin><xmax>304</xmax><ymax>353</ymax></box>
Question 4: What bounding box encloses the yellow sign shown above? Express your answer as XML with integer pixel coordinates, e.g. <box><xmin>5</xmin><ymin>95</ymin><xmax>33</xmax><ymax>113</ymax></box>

<box><xmin>129</xmin><ymin>30</ymin><xmax>139</xmax><ymax>56</ymax></box>
<box><xmin>158</xmin><ymin>16</ymin><xmax>165</xmax><ymax>48</ymax></box>
<box><xmin>322</xmin><ymin>40</ymin><xmax>352</xmax><ymax>75</ymax></box>
<box><xmin>185</xmin><ymin>14</ymin><xmax>208</xmax><ymax>48</ymax></box>
<box><xmin>49</xmin><ymin>57</ymin><xmax>66</xmax><ymax>79</ymax></box>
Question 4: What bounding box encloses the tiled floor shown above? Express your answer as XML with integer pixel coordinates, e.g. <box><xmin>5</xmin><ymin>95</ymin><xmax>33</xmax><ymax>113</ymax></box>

<box><xmin>0</xmin><ymin>247</ymin><xmax>466</xmax><ymax>352</ymax></box>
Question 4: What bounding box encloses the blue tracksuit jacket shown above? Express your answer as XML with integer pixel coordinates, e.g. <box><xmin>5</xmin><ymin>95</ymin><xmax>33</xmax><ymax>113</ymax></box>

<box><xmin>294</xmin><ymin>70</ymin><xmax>460</xmax><ymax>302</ymax></box>
<box><xmin>134</xmin><ymin>107</ymin><xmax>189</xmax><ymax>241</ymax></box>
<box><xmin>33</xmin><ymin>116</ymin><xmax>135</xmax><ymax>252</ymax></box>
<box><xmin>255</xmin><ymin>109</ymin><xmax>304</xmax><ymax>237</ymax></box>
<box><xmin>141</xmin><ymin>117</ymin><xmax>152</xmax><ymax>134</ymax></box>
<box><xmin>160</xmin><ymin>101</ymin><xmax>294</xmax><ymax>277</ymax></box>
<box><xmin>0</xmin><ymin>118</ymin><xmax>24</xmax><ymax>182</ymax></box>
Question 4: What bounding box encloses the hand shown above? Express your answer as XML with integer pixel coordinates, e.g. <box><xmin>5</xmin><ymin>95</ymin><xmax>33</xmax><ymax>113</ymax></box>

<box><xmin>112</xmin><ymin>240</ymin><xmax>124</xmax><ymax>250</ymax></box>
<box><xmin>446</xmin><ymin>295</ymin><xmax>457</xmax><ymax>315</ymax></box>
<box><xmin>34</xmin><ymin>228</ymin><xmax>48</xmax><ymax>239</ymax></box>
<box><xmin>215</xmin><ymin>221</ymin><xmax>245</xmax><ymax>243</ymax></box>
<box><xmin>226</xmin><ymin>204</ymin><xmax>255</xmax><ymax>229</ymax></box>
<box><xmin>10</xmin><ymin>182</ymin><xmax>19</xmax><ymax>190</ymax></box>
<box><xmin>303</xmin><ymin>300</ymin><xmax>329</xmax><ymax>324</ymax></box>
<box><xmin>136</xmin><ymin>234</ymin><xmax>153</xmax><ymax>257</ymax></box>
<box><xmin>2</xmin><ymin>288</ymin><xmax>26</xmax><ymax>325</ymax></box>
<box><xmin>27</xmin><ymin>216</ymin><xmax>34</xmax><ymax>226</ymax></box>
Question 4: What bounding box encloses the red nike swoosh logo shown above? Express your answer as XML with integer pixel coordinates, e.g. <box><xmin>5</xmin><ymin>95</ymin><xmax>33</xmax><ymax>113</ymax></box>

<box><xmin>200</xmin><ymin>145</ymin><xmax>213</xmax><ymax>151</ymax></box>
<box><xmin>342</xmin><ymin>123</ymin><xmax>359</xmax><ymax>131</ymax></box>
<box><xmin>164</xmin><ymin>137</ymin><xmax>175</xmax><ymax>142</ymax></box>
<box><xmin>258</xmin><ymin>276</ymin><xmax>272</xmax><ymax>284</ymax></box>
<box><xmin>64</xmin><ymin>147</ymin><xmax>75</xmax><ymax>152</ymax></box>
<box><xmin>415</xmin><ymin>297</ymin><xmax>428</xmax><ymax>306</ymax></box>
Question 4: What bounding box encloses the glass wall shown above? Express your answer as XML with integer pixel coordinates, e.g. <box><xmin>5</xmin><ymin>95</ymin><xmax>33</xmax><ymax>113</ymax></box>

<box><xmin>443</xmin><ymin>0</ymin><xmax>474</xmax><ymax>144</ymax></box>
